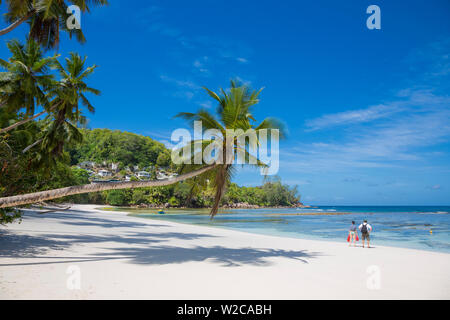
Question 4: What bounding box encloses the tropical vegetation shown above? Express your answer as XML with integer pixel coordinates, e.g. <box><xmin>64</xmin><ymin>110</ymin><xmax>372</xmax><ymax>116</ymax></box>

<box><xmin>0</xmin><ymin>2</ymin><xmax>297</xmax><ymax>224</ymax></box>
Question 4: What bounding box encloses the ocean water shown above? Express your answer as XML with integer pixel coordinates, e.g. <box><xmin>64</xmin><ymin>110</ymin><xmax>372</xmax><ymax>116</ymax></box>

<box><xmin>115</xmin><ymin>206</ymin><xmax>450</xmax><ymax>253</ymax></box>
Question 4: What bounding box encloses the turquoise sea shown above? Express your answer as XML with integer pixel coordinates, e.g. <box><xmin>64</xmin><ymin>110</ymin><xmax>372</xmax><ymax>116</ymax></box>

<box><xmin>118</xmin><ymin>206</ymin><xmax>450</xmax><ymax>253</ymax></box>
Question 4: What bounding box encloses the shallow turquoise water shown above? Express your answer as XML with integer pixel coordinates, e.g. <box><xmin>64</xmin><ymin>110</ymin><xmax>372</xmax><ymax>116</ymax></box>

<box><xmin>118</xmin><ymin>206</ymin><xmax>450</xmax><ymax>253</ymax></box>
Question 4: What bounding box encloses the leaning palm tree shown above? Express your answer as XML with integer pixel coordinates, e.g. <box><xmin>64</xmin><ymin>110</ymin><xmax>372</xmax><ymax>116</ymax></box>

<box><xmin>0</xmin><ymin>81</ymin><xmax>285</xmax><ymax>215</ymax></box>
<box><xmin>175</xmin><ymin>80</ymin><xmax>285</xmax><ymax>217</ymax></box>
<box><xmin>0</xmin><ymin>0</ymin><xmax>108</xmax><ymax>48</ymax></box>
<box><xmin>0</xmin><ymin>38</ymin><xmax>58</xmax><ymax>133</ymax></box>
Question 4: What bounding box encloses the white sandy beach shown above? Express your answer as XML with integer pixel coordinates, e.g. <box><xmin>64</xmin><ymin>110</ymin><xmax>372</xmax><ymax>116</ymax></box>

<box><xmin>0</xmin><ymin>204</ymin><xmax>449</xmax><ymax>299</ymax></box>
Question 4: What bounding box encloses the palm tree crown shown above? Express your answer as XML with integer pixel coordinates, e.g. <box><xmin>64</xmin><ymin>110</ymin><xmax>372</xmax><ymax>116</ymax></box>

<box><xmin>176</xmin><ymin>80</ymin><xmax>285</xmax><ymax>217</ymax></box>
<box><xmin>0</xmin><ymin>38</ymin><xmax>58</xmax><ymax>115</ymax></box>
<box><xmin>40</xmin><ymin>52</ymin><xmax>100</xmax><ymax>158</ymax></box>
<box><xmin>0</xmin><ymin>0</ymin><xmax>109</xmax><ymax>48</ymax></box>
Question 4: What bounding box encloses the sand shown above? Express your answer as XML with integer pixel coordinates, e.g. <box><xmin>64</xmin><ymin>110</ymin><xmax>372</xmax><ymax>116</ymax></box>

<box><xmin>0</xmin><ymin>204</ymin><xmax>449</xmax><ymax>299</ymax></box>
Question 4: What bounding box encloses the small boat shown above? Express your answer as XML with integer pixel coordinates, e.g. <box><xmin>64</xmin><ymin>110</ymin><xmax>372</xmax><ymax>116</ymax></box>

<box><xmin>157</xmin><ymin>210</ymin><xmax>165</xmax><ymax>214</ymax></box>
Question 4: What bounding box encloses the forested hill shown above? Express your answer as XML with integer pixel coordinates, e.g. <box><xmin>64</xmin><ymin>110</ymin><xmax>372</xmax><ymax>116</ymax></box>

<box><xmin>63</xmin><ymin>128</ymin><xmax>301</xmax><ymax>208</ymax></box>
<box><xmin>67</xmin><ymin>129</ymin><xmax>172</xmax><ymax>168</ymax></box>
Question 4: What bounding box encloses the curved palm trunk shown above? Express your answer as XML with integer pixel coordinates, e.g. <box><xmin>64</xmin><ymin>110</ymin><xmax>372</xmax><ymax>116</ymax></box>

<box><xmin>22</xmin><ymin>138</ymin><xmax>42</xmax><ymax>153</ymax></box>
<box><xmin>0</xmin><ymin>11</ymin><xmax>36</xmax><ymax>36</ymax></box>
<box><xmin>0</xmin><ymin>110</ymin><xmax>47</xmax><ymax>134</ymax></box>
<box><xmin>0</xmin><ymin>102</ymin><xmax>60</xmax><ymax>134</ymax></box>
<box><xmin>0</xmin><ymin>165</ymin><xmax>217</xmax><ymax>209</ymax></box>
<box><xmin>210</xmin><ymin>164</ymin><xmax>230</xmax><ymax>218</ymax></box>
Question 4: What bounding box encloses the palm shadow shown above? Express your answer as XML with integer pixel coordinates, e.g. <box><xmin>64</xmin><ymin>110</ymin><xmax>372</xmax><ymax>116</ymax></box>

<box><xmin>2</xmin><ymin>208</ymin><xmax>322</xmax><ymax>267</ymax></box>
<box><xmin>93</xmin><ymin>245</ymin><xmax>320</xmax><ymax>266</ymax></box>
<box><xmin>21</xmin><ymin>208</ymin><xmax>165</xmax><ymax>229</ymax></box>
<box><xmin>1</xmin><ymin>228</ymin><xmax>321</xmax><ymax>267</ymax></box>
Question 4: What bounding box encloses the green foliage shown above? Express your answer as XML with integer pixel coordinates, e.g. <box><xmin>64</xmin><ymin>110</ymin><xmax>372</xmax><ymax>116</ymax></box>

<box><xmin>0</xmin><ymin>208</ymin><xmax>22</xmax><ymax>226</ymax></box>
<box><xmin>156</xmin><ymin>151</ymin><xmax>171</xmax><ymax>167</ymax></box>
<box><xmin>68</xmin><ymin>128</ymin><xmax>169</xmax><ymax>167</ymax></box>
<box><xmin>106</xmin><ymin>190</ymin><xmax>130</xmax><ymax>206</ymax></box>
<box><xmin>87</xmin><ymin>192</ymin><xmax>106</xmax><ymax>205</ymax></box>
<box><xmin>0</xmin><ymin>38</ymin><xmax>58</xmax><ymax>116</ymax></box>
<box><xmin>168</xmin><ymin>196</ymin><xmax>179</xmax><ymax>207</ymax></box>
<box><xmin>71</xmin><ymin>167</ymin><xmax>90</xmax><ymax>185</ymax></box>
<box><xmin>131</xmin><ymin>189</ymin><xmax>147</xmax><ymax>205</ymax></box>
<box><xmin>222</xmin><ymin>180</ymin><xmax>300</xmax><ymax>207</ymax></box>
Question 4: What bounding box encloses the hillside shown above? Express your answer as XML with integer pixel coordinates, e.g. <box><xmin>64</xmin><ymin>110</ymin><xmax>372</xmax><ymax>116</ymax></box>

<box><xmin>67</xmin><ymin>128</ymin><xmax>172</xmax><ymax>169</ymax></box>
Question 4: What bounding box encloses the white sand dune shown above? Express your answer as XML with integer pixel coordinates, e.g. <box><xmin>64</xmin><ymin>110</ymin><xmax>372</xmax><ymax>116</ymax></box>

<box><xmin>0</xmin><ymin>204</ymin><xmax>449</xmax><ymax>299</ymax></box>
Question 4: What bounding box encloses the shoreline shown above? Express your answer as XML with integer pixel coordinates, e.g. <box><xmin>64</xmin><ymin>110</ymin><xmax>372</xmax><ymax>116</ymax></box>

<box><xmin>1</xmin><ymin>204</ymin><xmax>449</xmax><ymax>299</ymax></box>
<box><xmin>126</xmin><ymin>211</ymin><xmax>449</xmax><ymax>255</ymax></box>
<box><xmin>109</xmin><ymin>206</ymin><xmax>450</xmax><ymax>254</ymax></box>
<box><xmin>98</xmin><ymin>203</ymin><xmax>311</xmax><ymax>210</ymax></box>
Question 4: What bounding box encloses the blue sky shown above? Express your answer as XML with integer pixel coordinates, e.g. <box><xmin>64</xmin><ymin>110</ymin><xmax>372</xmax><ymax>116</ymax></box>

<box><xmin>1</xmin><ymin>0</ymin><xmax>450</xmax><ymax>205</ymax></box>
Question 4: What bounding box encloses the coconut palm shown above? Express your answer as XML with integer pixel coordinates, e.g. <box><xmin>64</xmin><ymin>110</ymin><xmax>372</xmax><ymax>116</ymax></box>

<box><xmin>21</xmin><ymin>52</ymin><xmax>99</xmax><ymax>160</ymax></box>
<box><xmin>40</xmin><ymin>52</ymin><xmax>98</xmax><ymax>155</ymax></box>
<box><xmin>0</xmin><ymin>0</ymin><xmax>108</xmax><ymax>48</ymax></box>
<box><xmin>0</xmin><ymin>39</ymin><xmax>98</xmax><ymax>156</ymax></box>
<box><xmin>174</xmin><ymin>80</ymin><xmax>285</xmax><ymax>217</ymax></box>
<box><xmin>0</xmin><ymin>38</ymin><xmax>58</xmax><ymax>133</ymax></box>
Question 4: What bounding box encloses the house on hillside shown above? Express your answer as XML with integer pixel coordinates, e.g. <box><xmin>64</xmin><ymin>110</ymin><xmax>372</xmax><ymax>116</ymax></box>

<box><xmin>157</xmin><ymin>171</ymin><xmax>176</xmax><ymax>180</ymax></box>
<box><xmin>111</xmin><ymin>162</ymin><xmax>119</xmax><ymax>172</ymax></box>
<box><xmin>98</xmin><ymin>169</ymin><xmax>112</xmax><ymax>177</ymax></box>
<box><xmin>136</xmin><ymin>171</ymin><xmax>151</xmax><ymax>179</ymax></box>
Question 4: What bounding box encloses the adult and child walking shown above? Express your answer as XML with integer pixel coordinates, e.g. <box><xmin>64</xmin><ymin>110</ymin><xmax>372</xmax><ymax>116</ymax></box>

<box><xmin>348</xmin><ymin>220</ymin><xmax>373</xmax><ymax>248</ymax></box>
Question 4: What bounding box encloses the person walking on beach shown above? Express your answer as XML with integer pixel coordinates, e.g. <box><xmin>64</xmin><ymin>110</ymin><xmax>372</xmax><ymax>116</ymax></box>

<box><xmin>359</xmin><ymin>220</ymin><xmax>372</xmax><ymax>248</ymax></box>
<box><xmin>348</xmin><ymin>221</ymin><xmax>358</xmax><ymax>246</ymax></box>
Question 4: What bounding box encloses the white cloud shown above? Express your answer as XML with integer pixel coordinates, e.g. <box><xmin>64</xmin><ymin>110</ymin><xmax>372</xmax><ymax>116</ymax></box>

<box><xmin>199</xmin><ymin>100</ymin><xmax>213</xmax><ymax>109</ymax></box>
<box><xmin>282</xmin><ymin>90</ymin><xmax>450</xmax><ymax>173</ymax></box>
<box><xmin>305</xmin><ymin>104</ymin><xmax>399</xmax><ymax>131</ymax></box>
<box><xmin>305</xmin><ymin>89</ymin><xmax>450</xmax><ymax>131</ymax></box>
<box><xmin>193</xmin><ymin>60</ymin><xmax>203</xmax><ymax>68</ymax></box>
<box><xmin>193</xmin><ymin>57</ymin><xmax>210</xmax><ymax>74</ymax></box>
<box><xmin>159</xmin><ymin>75</ymin><xmax>200</xmax><ymax>101</ymax></box>
<box><xmin>160</xmin><ymin>75</ymin><xmax>200</xmax><ymax>90</ymax></box>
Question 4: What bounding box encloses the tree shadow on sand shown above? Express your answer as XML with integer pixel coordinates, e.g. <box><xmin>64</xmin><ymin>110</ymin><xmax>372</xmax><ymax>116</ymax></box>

<box><xmin>0</xmin><ymin>228</ymin><xmax>321</xmax><ymax>267</ymax></box>
<box><xmin>0</xmin><ymin>230</ymin><xmax>68</xmax><ymax>257</ymax></box>
<box><xmin>2</xmin><ymin>208</ymin><xmax>323</xmax><ymax>267</ymax></box>
<box><xmin>93</xmin><ymin>245</ymin><xmax>321</xmax><ymax>267</ymax></box>
<box><xmin>0</xmin><ymin>229</ymin><xmax>216</xmax><ymax>258</ymax></box>
<box><xmin>21</xmin><ymin>209</ymin><xmax>165</xmax><ymax>229</ymax></box>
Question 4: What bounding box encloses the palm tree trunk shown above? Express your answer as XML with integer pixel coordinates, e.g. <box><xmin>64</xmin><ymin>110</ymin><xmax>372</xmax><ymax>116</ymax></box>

<box><xmin>0</xmin><ymin>10</ymin><xmax>36</xmax><ymax>36</ymax></box>
<box><xmin>0</xmin><ymin>109</ymin><xmax>47</xmax><ymax>134</ymax></box>
<box><xmin>22</xmin><ymin>138</ymin><xmax>42</xmax><ymax>153</ymax></box>
<box><xmin>210</xmin><ymin>164</ymin><xmax>229</xmax><ymax>217</ymax></box>
<box><xmin>0</xmin><ymin>102</ymin><xmax>60</xmax><ymax>134</ymax></box>
<box><xmin>0</xmin><ymin>165</ymin><xmax>217</xmax><ymax>209</ymax></box>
